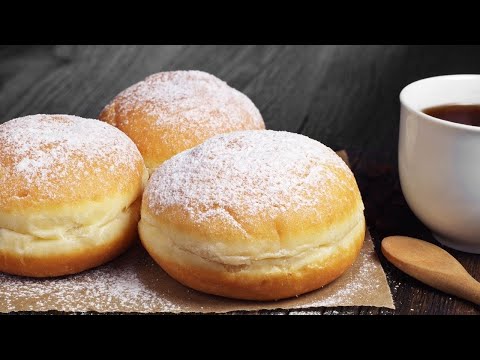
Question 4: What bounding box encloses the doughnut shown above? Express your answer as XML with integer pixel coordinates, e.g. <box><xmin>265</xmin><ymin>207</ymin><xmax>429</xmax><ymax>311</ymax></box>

<box><xmin>139</xmin><ymin>130</ymin><xmax>365</xmax><ymax>300</ymax></box>
<box><xmin>0</xmin><ymin>115</ymin><xmax>148</xmax><ymax>277</ymax></box>
<box><xmin>99</xmin><ymin>70</ymin><xmax>265</xmax><ymax>174</ymax></box>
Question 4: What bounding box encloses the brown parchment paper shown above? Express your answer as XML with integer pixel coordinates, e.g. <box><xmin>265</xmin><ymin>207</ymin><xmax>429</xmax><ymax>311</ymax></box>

<box><xmin>0</xmin><ymin>151</ymin><xmax>394</xmax><ymax>313</ymax></box>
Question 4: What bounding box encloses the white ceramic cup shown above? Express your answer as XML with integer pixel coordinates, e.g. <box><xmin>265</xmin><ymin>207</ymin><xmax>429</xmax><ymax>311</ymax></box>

<box><xmin>399</xmin><ymin>74</ymin><xmax>480</xmax><ymax>253</ymax></box>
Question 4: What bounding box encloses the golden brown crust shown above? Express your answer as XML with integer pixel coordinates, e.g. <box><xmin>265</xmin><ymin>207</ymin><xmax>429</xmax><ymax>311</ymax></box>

<box><xmin>0</xmin><ymin>115</ymin><xmax>147</xmax><ymax>277</ymax></box>
<box><xmin>0</xmin><ymin>115</ymin><xmax>146</xmax><ymax>212</ymax></box>
<box><xmin>99</xmin><ymin>71</ymin><xmax>265</xmax><ymax>172</ymax></box>
<box><xmin>142</xmin><ymin>130</ymin><xmax>363</xmax><ymax>249</ymax></box>
<box><xmin>139</xmin><ymin>130</ymin><xmax>366</xmax><ymax>300</ymax></box>
<box><xmin>142</xmin><ymin>217</ymin><xmax>365</xmax><ymax>300</ymax></box>
<box><xmin>0</xmin><ymin>200</ymin><xmax>140</xmax><ymax>278</ymax></box>
<box><xmin>142</xmin><ymin>162</ymin><xmax>362</xmax><ymax>248</ymax></box>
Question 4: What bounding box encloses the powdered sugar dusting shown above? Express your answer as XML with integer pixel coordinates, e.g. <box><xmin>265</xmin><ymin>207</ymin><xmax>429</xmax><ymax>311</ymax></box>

<box><xmin>0</xmin><ymin>114</ymin><xmax>143</xmax><ymax>205</ymax></box>
<box><xmin>0</xmin><ymin>247</ymin><xmax>180</xmax><ymax>313</ymax></box>
<box><xmin>105</xmin><ymin>70</ymin><xmax>264</xmax><ymax>141</ymax></box>
<box><xmin>289</xmin><ymin>311</ymin><xmax>324</xmax><ymax>315</ymax></box>
<box><xmin>147</xmin><ymin>130</ymin><xmax>355</xmax><ymax>225</ymax></box>
<box><xmin>284</xmin><ymin>236</ymin><xmax>391</xmax><ymax>311</ymax></box>
<box><xmin>301</xmin><ymin>244</ymin><xmax>382</xmax><ymax>307</ymax></box>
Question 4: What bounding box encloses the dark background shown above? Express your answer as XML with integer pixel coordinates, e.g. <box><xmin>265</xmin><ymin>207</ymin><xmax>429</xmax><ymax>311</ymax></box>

<box><xmin>2</xmin><ymin>45</ymin><xmax>480</xmax><ymax>314</ymax></box>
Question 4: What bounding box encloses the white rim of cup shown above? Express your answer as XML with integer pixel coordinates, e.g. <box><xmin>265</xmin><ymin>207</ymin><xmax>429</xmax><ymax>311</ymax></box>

<box><xmin>399</xmin><ymin>74</ymin><xmax>480</xmax><ymax>133</ymax></box>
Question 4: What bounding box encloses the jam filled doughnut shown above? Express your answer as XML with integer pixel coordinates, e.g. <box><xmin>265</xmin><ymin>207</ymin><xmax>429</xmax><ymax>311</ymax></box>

<box><xmin>0</xmin><ymin>115</ymin><xmax>148</xmax><ymax>277</ymax></box>
<box><xmin>139</xmin><ymin>130</ymin><xmax>365</xmax><ymax>300</ymax></box>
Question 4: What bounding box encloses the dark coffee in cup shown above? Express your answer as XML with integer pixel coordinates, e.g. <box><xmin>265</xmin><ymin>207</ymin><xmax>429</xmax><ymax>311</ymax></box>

<box><xmin>423</xmin><ymin>104</ymin><xmax>480</xmax><ymax>127</ymax></box>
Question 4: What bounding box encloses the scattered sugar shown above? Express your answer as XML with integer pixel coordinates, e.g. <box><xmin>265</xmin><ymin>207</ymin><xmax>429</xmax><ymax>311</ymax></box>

<box><xmin>147</xmin><ymin>130</ymin><xmax>354</xmax><ymax>225</ymax></box>
<box><xmin>294</xmin><ymin>244</ymin><xmax>384</xmax><ymax>308</ymax></box>
<box><xmin>0</xmin><ymin>251</ymin><xmax>180</xmax><ymax>313</ymax></box>
<box><xmin>0</xmin><ymin>236</ymin><xmax>392</xmax><ymax>313</ymax></box>
<box><xmin>289</xmin><ymin>311</ymin><xmax>324</xmax><ymax>315</ymax></box>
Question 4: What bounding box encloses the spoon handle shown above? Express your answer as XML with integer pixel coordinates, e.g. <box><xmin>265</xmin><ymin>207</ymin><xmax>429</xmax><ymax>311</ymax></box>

<box><xmin>390</xmin><ymin>259</ymin><xmax>480</xmax><ymax>305</ymax></box>
<box><xmin>455</xmin><ymin>276</ymin><xmax>480</xmax><ymax>305</ymax></box>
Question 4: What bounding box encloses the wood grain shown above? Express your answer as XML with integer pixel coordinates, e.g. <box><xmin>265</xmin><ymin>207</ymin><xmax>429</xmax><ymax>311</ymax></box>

<box><xmin>2</xmin><ymin>45</ymin><xmax>480</xmax><ymax>314</ymax></box>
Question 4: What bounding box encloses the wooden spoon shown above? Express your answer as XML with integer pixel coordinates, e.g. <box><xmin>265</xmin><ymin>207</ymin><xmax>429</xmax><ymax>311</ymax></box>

<box><xmin>381</xmin><ymin>236</ymin><xmax>480</xmax><ymax>305</ymax></box>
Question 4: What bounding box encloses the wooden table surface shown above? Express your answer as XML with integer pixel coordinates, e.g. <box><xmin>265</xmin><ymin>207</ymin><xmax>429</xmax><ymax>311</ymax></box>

<box><xmin>2</xmin><ymin>45</ymin><xmax>480</xmax><ymax>315</ymax></box>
